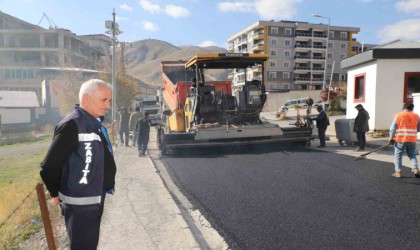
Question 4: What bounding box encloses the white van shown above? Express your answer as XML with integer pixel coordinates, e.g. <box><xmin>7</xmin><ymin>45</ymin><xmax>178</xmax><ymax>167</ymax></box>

<box><xmin>280</xmin><ymin>97</ymin><xmax>309</xmax><ymax>112</ymax></box>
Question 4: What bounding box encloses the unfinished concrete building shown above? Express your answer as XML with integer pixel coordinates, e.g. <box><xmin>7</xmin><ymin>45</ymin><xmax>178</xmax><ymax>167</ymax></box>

<box><xmin>0</xmin><ymin>11</ymin><xmax>111</xmax><ymax>129</ymax></box>
<box><xmin>0</xmin><ymin>11</ymin><xmax>111</xmax><ymax>93</ymax></box>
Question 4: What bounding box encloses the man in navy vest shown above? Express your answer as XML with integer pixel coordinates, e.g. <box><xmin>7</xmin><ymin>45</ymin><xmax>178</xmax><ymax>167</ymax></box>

<box><xmin>40</xmin><ymin>79</ymin><xmax>116</xmax><ymax>250</ymax></box>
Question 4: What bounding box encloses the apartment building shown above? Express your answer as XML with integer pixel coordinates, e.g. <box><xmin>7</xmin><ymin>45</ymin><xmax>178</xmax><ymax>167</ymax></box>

<box><xmin>0</xmin><ymin>11</ymin><xmax>111</xmax><ymax>93</ymax></box>
<box><xmin>227</xmin><ymin>20</ymin><xmax>360</xmax><ymax>91</ymax></box>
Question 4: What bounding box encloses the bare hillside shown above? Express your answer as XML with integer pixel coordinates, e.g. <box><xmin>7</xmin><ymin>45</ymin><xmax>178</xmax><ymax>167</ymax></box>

<box><xmin>124</xmin><ymin>39</ymin><xmax>228</xmax><ymax>88</ymax></box>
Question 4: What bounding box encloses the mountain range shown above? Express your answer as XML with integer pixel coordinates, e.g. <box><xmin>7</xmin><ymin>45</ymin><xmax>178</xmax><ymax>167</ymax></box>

<box><xmin>122</xmin><ymin>39</ymin><xmax>228</xmax><ymax>89</ymax></box>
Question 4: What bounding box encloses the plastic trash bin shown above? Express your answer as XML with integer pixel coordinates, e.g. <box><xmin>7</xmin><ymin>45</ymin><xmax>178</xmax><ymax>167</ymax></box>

<box><xmin>335</xmin><ymin>118</ymin><xmax>357</xmax><ymax>146</ymax></box>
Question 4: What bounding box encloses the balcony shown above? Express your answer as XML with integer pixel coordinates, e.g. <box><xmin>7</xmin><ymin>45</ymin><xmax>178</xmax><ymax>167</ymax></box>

<box><xmin>294</xmin><ymin>77</ymin><xmax>310</xmax><ymax>81</ymax></box>
<box><xmin>312</xmin><ymin>44</ymin><xmax>327</xmax><ymax>51</ymax></box>
<box><xmin>294</xmin><ymin>66</ymin><xmax>311</xmax><ymax>70</ymax></box>
<box><xmin>312</xmin><ymin>67</ymin><xmax>324</xmax><ymax>71</ymax></box>
<box><xmin>295</xmin><ymin>44</ymin><xmax>312</xmax><ymax>48</ymax></box>
<box><xmin>237</xmin><ymin>39</ymin><xmax>247</xmax><ymax>46</ymax></box>
<box><xmin>252</xmin><ymin>43</ymin><xmax>264</xmax><ymax>52</ymax></box>
<box><xmin>312</xmin><ymin>56</ymin><xmax>326</xmax><ymax>61</ymax></box>
<box><xmin>312</xmin><ymin>33</ymin><xmax>327</xmax><ymax>40</ymax></box>
<box><xmin>295</xmin><ymin>55</ymin><xmax>311</xmax><ymax>59</ymax></box>
<box><xmin>295</xmin><ymin>32</ymin><xmax>311</xmax><ymax>38</ymax></box>
<box><xmin>312</xmin><ymin>78</ymin><xmax>324</xmax><ymax>82</ymax></box>
<box><xmin>293</xmin><ymin>77</ymin><xmax>311</xmax><ymax>85</ymax></box>
<box><xmin>253</xmin><ymin>31</ymin><xmax>264</xmax><ymax>41</ymax></box>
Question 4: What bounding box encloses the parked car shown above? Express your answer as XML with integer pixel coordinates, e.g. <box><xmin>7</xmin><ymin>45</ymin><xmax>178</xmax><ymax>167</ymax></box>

<box><xmin>280</xmin><ymin>97</ymin><xmax>309</xmax><ymax>112</ymax></box>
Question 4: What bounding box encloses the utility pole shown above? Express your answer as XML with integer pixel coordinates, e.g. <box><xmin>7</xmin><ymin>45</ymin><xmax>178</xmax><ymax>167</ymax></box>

<box><xmin>106</xmin><ymin>9</ymin><xmax>122</xmax><ymax>143</ymax></box>
<box><xmin>312</xmin><ymin>14</ymin><xmax>331</xmax><ymax>110</ymax></box>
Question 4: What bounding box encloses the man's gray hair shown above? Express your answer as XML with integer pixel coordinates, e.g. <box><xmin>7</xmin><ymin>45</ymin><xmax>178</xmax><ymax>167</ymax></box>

<box><xmin>79</xmin><ymin>79</ymin><xmax>112</xmax><ymax>102</ymax></box>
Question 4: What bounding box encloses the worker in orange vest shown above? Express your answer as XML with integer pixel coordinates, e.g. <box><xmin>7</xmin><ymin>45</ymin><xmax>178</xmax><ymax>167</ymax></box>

<box><xmin>389</xmin><ymin>103</ymin><xmax>420</xmax><ymax>178</ymax></box>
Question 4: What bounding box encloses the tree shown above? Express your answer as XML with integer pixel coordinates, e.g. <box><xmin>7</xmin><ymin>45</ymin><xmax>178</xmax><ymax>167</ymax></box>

<box><xmin>99</xmin><ymin>72</ymin><xmax>140</xmax><ymax>109</ymax></box>
<box><xmin>50</xmin><ymin>69</ymin><xmax>85</xmax><ymax>116</ymax></box>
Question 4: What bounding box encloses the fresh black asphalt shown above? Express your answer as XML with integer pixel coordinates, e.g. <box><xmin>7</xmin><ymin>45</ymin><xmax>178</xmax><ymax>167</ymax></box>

<box><xmin>162</xmin><ymin>145</ymin><xmax>420</xmax><ymax>250</ymax></box>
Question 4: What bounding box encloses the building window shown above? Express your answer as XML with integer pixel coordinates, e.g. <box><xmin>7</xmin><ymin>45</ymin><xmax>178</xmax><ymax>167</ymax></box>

<box><xmin>283</xmin><ymin>61</ymin><xmax>290</xmax><ymax>68</ymax></box>
<box><xmin>283</xmin><ymin>72</ymin><xmax>290</xmax><ymax>79</ymax></box>
<box><xmin>327</xmin><ymin>63</ymin><xmax>332</xmax><ymax>69</ymax></box>
<box><xmin>285</xmin><ymin>28</ymin><xmax>292</xmax><ymax>36</ymax></box>
<box><xmin>4</xmin><ymin>69</ymin><xmax>11</xmax><ymax>80</ymax></box>
<box><xmin>271</xmin><ymin>27</ymin><xmax>279</xmax><ymax>35</ymax></box>
<box><xmin>284</xmin><ymin>50</ymin><xmax>290</xmax><ymax>57</ymax></box>
<box><xmin>340</xmin><ymin>32</ymin><xmax>347</xmax><ymax>39</ymax></box>
<box><xmin>285</xmin><ymin>39</ymin><xmax>291</xmax><ymax>46</ymax></box>
<box><xmin>269</xmin><ymin>72</ymin><xmax>277</xmax><ymax>79</ymax></box>
<box><xmin>354</xmin><ymin>73</ymin><xmax>365</xmax><ymax>102</ymax></box>
<box><xmin>340</xmin><ymin>43</ymin><xmax>346</xmax><ymax>49</ymax></box>
<box><xmin>270</xmin><ymin>61</ymin><xmax>276</xmax><ymax>67</ymax></box>
<box><xmin>270</xmin><ymin>50</ymin><xmax>277</xmax><ymax>56</ymax></box>
<box><xmin>271</xmin><ymin>38</ymin><xmax>278</xmax><ymax>45</ymax></box>
<box><xmin>16</xmin><ymin>69</ymin><xmax>22</xmax><ymax>79</ymax></box>
<box><xmin>328</xmin><ymin>42</ymin><xmax>333</xmax><ymax>48</ymax></box>
<box><xmin>3</xmin><ymin>69</ymin><xmax>34</xmax><ymax>80</ymax></box>
<box><xmin>340</xmin><ymin>53</ymin><xmax>346</xmax><ymax>59</ymax></box>
<box><xmin>328</xmin><ymin>53</ymin><xmax>333</xmax><ymax>59</ymax></box>
<box><xmin>329</xmin><ymin>31</ymin><xmax>334</xmax><ymax>38</ymax></box>
<box><xmin>28</xmin><ymin>70</ymin><xmax>33</xmax><ymax>79</ymax></box>
<box><xmin>404</xmin><ymin>72</ymin><xmax>420</xmax><ymax>103</ymax></box>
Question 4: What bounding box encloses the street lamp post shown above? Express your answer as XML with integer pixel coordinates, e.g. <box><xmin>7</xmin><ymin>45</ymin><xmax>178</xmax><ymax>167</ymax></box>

<box><xmin>312</xmin><ymin>14</ymin><xmax>330</xmax><ymax>109</ymax></box>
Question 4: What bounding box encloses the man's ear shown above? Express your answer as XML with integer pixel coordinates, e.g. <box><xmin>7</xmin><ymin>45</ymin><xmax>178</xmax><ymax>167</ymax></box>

<box><xmin>81</xmin><ymin>93</ymin><xmax>89</xmax><ymax>105</ymax></box>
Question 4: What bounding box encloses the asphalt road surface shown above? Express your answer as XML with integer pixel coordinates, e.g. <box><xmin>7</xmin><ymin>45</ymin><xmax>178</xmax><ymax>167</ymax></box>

<box><xmin>161</xmin><ymin>145</ymin><xmax>420</xmax><ymax>250</ymax></box>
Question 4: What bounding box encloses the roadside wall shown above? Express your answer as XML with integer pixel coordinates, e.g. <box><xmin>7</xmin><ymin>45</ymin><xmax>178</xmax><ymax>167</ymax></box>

<box><xmin>264</xmin><ymin>90</ymin><xmax>321</xmax><ymax>112</ymax></box>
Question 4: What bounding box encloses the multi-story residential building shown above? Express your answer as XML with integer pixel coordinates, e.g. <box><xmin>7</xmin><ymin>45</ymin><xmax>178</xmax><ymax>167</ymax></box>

<box><xmin>0</xmin><ymin>11</ymin><xmax>111</xmax><ymax>94</ymax></box>
<box><xmin>227</xmin><ymin>20</ymin><xmax>360</xmax><ymax>91</ymax></box>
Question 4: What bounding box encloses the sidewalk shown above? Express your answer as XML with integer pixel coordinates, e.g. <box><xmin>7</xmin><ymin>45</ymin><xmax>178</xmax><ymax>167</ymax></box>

<box><xmin>98</xmin><ymin>144</ymin><xmax>202</xmax><ymax>250</ymax></box>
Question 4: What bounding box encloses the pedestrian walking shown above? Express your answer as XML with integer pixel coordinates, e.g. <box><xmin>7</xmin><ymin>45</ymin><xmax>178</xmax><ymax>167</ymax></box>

<box><xmin>118</xmin><ymin>106</ymin><xmax>130</xmax><ymax>146</ymax></box>
<box><xmin>389</xmin><ymin>103</ymin><xmax>420</xmax><ymax>178</ymax></box>
<box><xmin>40</xmin><ymin>79</ymin><xmax>117</xmax><ymax>250</ymax></box>
<box><xmin>136</xmin><ymin>112</ymin><xmax>157</xmax><ymax>156</ymax></box>
<box><xmin>306</xmin><ymin>96</ymin><xmax>314</xmax><ymax>115</ymax></box>
<box><xmin>129</xmin><ymin>106</ymin><xmax>142</xmax><ymax>148</ymax></box>
<box><xmin>315</xmin><ymin>105</ymin><xmax>329</xmax><ymax>147</ymax></box>
<box><xmin>353</xmin><ymin>104</ymin><xmax>370</xmax><ymax>151</ymax></box>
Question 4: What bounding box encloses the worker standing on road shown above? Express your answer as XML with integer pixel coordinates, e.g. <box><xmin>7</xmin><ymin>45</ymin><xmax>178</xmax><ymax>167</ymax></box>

<box><xmin>40</xmin><ymin>79</ymin><xmax>117</xmax><ymax>250</ymax></box>
<box><xmin>306</xmin><ymin>96</ymin><xmax>314</xmax><ymax>115</ymax></box>
<box><xmin>389</xmin><ymin>103</ymin><xmax>420</xmax><ymax>178</ymax></box>
<box><xmin>353</xmin><ymin>104</ymin><xmax>370</xmax><ymax>152</ymax></box>
<box><xmin>315</xmin><ymin>106</ymin><xmax>329</xmax><ymax>148</ymax></box>
<box><xmin>136</xmin><ymin>112</ymin><xmax>157</xmax><ymax>156</ymax></box>
<box><xmin>129</xmin><ymin>106</ymin><xmax>142</xmax><ymax>148</ymax></box>
<box><xmin>118</xmin><ymin>106</ymin><xmax>130</xmax><ymax>146</ymax></box>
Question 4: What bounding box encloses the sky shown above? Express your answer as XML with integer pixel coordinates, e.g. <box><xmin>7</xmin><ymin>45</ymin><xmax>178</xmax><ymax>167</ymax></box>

<box><xmin>1</xmin><ymin>0</ymin><xmax>420</xmax><ymax>48</ymax></box>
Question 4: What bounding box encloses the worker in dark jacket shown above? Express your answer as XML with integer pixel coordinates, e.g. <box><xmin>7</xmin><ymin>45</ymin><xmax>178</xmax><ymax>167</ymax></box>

<box><xmin>353</xmin><ymin>104</ymin><xmax>370</xmax><ymax>152</ymax></box>
<box><xmin>129</xmin><ymin>106</ymin><xmax>142</xmax><ymax>148</ymax></box>
<box><xmin>306</xmin><ymin>96</ymin><xmax>314</xmax><ymax>115</ymax></box>
<box><xmin>40</xmin><ymin>79</ymin><xmax>116</xmax><ymax>250</ymax></box>
<box><xmin>315</xmin><ymin>106</ymin><xmax>329</xmax><ymax>148</ymax></box>
<box><xmin>136</xmin><ymin>112</ymin><xmax>157</xmax><ymax>156</ymax></box>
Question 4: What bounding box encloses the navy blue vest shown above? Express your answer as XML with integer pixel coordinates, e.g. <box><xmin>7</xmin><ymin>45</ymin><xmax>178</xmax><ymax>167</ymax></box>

<box><xmin>56</xmin><ymin>106</ymin><xmax>105</xmax><ymax>205</ymax></box>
